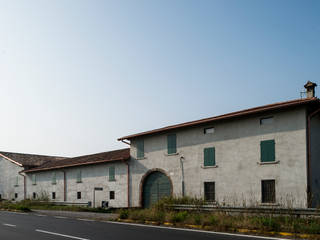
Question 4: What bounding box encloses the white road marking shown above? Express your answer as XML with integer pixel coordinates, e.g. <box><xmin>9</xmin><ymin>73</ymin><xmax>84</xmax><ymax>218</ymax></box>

<box><xmin>36</xmin><ymin>229</ymin><xmax>90</xmax><ymax>240</ymax></box>
<box><xmin>54</xmin><ymin>216</ymin><xmax>68</xmax><ymax>219</ymax></box>
<box><xmin>35</xmin><ymin>214</ymin><xmax>46</xmax><ymax>217</ymax></box>
<box><xmin>8</xmin><ymin>212</ymin><xmax>27</xmax><ymax>215</ymax></box>
<box><xmin>107</xmin><ymin>221</ymin><xmax>287</xmax><ymax>240</ymax></box>
<box><xmin>3</xmin><ymin>223</ymin><xmax>16</xmax><ymax>227</ymax></box>
<box><xmin>77</xmin><ymin>218</ymin><xmax>95</xmax><ymax>222</ymax></box>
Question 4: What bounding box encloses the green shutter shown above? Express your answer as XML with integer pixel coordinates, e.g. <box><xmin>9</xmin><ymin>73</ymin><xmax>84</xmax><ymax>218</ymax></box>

<box><xmin>109</xmin><ymin>166</ymin><xmax>115</xmax><ymax>181</ymax></box>
<box><xmin>137</xmin><ymin>140</ymin><xmax>144</xmax><ymax>158</ymax></box>
<box><xmin>76</xmin><ymin>170</ymin><xmax>82</xmax><ymax>183</ymax></box>
<box><xmin>261</xmin><ymin>140</ymin><xmax>275</xmax><ymax>162</ymax></box>
<box><xmin>167</xmin><ymin>134</ymin><xmax>177</xmax><ymax>154</ymax></box>
<box><xmin>204</xmin><ymin>147</ymin><xmax>215</xmax><ymax>166</ymax></box>
<box><xmin>52</xmin><ymin>172</ymin><xmax>56</xmax><ymax>184</ymax></box>
<box><xmin>32</xmin><ymin>174</ymin><xmax>36</xmax><ymax>185</ymax></box>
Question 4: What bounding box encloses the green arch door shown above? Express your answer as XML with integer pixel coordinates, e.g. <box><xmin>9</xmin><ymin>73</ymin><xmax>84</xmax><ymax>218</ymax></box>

<box><xmin>143</xmin><ymin>171</ymin><xmax>172</xmax><ymax>208</ymax></box>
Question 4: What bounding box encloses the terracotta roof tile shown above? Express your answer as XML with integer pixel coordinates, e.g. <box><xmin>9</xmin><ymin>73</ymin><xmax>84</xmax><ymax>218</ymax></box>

<box><xmin>24</xmin><ymin>148</ymin><xmax>130</xmax><ymax>173</ymax></box>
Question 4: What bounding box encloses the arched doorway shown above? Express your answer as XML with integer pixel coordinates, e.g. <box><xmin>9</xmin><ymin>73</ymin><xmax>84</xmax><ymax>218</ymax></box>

<box><xmin>142</xmin><ymin>171</ymin><xmax>172</xmax><ymax>208</ymax></box>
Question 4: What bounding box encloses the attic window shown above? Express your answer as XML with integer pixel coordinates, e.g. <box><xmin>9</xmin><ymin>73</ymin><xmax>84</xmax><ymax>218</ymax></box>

<box><xmin>260</xmin><ymin>117</ymin><xmax>273</xmax><ymax>125</ymax></box>
<box><xmin>204</xmin><ymin>127</ymin><xmax>215</xmax><ymax>134</ymax></box>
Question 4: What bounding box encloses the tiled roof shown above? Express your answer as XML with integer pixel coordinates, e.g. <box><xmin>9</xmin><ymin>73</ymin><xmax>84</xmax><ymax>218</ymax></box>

<box><xmin>24</xmin><ymin>148</ymin><xmax>130</xmax><ymax>173</ymax></box>
<box><xmin>118</xmin><ymin>97</ymin><xmax>320</xmax><ymax>140</ymax></box>
<box><xmin>0</xmin><ymin>151</ymin><xmax>66</xmax><ymax>167</ymax></box>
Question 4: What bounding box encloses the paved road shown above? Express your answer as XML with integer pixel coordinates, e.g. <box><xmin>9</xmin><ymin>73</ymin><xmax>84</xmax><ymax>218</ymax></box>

<box><xmin>0</xmin><ymin>211</ymin><xmax>283</xmax><ymax>240</ymax></box>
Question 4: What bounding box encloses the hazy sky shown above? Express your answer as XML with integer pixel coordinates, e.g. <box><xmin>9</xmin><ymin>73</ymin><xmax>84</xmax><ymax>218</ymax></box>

<box><xmin>0</xmin><ymin>0</ymin><xmax>319</xmax><ymax>157</ymax></box>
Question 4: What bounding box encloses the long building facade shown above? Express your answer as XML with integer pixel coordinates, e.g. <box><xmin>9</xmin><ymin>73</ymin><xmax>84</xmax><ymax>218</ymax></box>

<box><xmin>0</xmin><ymin>82</ymin><xmax>319</xmax><ymax>209</ymax></box>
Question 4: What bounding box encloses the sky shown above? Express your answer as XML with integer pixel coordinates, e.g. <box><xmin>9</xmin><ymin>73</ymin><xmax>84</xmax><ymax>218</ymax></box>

<box><xmin>0</xmin><ymin>0</ymin><xmax>319</xmax><ymax>157</ymax></box>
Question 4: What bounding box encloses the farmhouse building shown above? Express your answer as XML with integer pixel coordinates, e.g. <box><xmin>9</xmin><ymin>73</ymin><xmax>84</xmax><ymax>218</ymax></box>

<box><xmin>0</xmin><ymin>81</ymin><xmax>319</xmax><ymax>209</ymax></box>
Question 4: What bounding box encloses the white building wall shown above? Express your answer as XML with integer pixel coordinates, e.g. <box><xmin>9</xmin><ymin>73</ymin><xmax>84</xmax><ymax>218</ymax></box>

<box><xmin>129</xmin><ymin>107</ymin><xmax>308</xmax><ymax>208</ymax></box>
<box><xmin>0</xmin><ymin>157</ymin><xmax>24</xmax><ymax>201</ymax></box>
<box><xmin>26</xmin><ymin>162</ymin><xmax>128</xmax><ymax>208</ymax></box>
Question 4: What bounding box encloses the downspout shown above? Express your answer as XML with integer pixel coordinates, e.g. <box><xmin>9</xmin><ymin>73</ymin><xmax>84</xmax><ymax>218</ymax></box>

<box><xmin>307</xmin><ymin>107</ymin><xmax>320</xmax><ymax>207</ymax></box>
<box><xmin>61</xmin><ymin>170</ymin><xmax>67</xmax><ymax>202</ymax></box>
<box><xmin>18</xmin><ymin>170</ymin><xmax>26</xmax><ymax>200</ymax></box>
<box><xmin>123</xmin><ymin>160</ymin><xmax>130</xmax><ymax>208</ymax></box>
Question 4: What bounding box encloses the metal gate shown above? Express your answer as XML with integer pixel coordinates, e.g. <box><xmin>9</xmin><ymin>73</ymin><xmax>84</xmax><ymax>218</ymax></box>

<box><xmin>143</xmin><ymin>171</ymin><xmax>171</xmax><ymax>208</ymax></box>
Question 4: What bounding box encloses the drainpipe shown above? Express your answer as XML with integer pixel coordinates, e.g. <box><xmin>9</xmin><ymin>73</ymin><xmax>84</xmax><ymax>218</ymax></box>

<box><xmin>61</xmin><ymin>170</ymin><xmax>67</xmax><ymax>202</ymax></box>
<box><xmin>180</xmin><ymin>156</ymin><xmax>185</xmax><ymax>197</ymax></box>
<box><xmin>307</xmin><ymin>107</ymin><xmax>320</xmax><ymax>207</ymax></box>
<box><xmin>123</xmin><ymin>160</ymin><xmax>130</xmax><ymax>208</ymax></box>
<box><xmin>18</xmin><ymin>170</ymin><xmax>26</xmax><ymax>200</ymax></box>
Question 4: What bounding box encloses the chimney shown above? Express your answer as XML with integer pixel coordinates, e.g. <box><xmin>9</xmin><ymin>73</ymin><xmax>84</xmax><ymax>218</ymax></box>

<box><xmin>304</xmin><ymin>81</ymin><xmax>317</xmax><ymax>98</ymax></box>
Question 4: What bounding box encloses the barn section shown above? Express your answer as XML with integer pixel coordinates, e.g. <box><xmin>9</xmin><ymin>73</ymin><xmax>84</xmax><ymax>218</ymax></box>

<box><xmin>23</xmin><ymin>148</ymin><xmax>130</xmax><ymax>208</ymax></box>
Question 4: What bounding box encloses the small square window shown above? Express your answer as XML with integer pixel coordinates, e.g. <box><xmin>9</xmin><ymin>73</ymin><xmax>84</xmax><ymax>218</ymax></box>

<box><xmin>15</xmin><ymin>193</ymin><xmax>18</xmax><ymax>199</ymax></box>
<box><xmin>109</xmin><ymin>191</ymin><xmax>115</xmax><ymax>200</ymax></box>
<box><xmin>204</xmin><ymin>127</ymin><xmax>215</xmax><ymax>134</ymax></box>
<box><xmin>77</xmin><ymin>192</ymin><xmax>81</xmax><ymax>199</ymax></box>
<box><xmin>260</xmin><ymin>117</ymin><xmax>273</xmax><ymax>125</ymax></box>
<box><xmin>33</xmin><ymin>192</ymin><xmax>37</xmax><ymax>199</ymax></box>
<box><xmin>261</xmin><ymin>180</ymin><xmax>275</xmax><ymax>203</ymax></box>
<box><xmin>52</xmin><ymin>192</ymin><xmax>56</xmax><ymax>200</ymax></box>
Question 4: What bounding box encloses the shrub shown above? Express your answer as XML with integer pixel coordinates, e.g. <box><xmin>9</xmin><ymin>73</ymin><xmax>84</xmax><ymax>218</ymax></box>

<box><xmin>119</xmin><ymin>209</ymin><xmax>129</xmax><ymax>219</ymax></box>
<box><xmin>170</xmin><ymin>211</ymin><xmax>188</xmax><ymax>223</ymax></box>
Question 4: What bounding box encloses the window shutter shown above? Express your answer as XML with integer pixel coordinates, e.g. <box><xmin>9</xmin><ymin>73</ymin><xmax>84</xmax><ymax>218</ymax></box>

<box><xmin>52</xmin><ymin>172</ymin><xmax>56</xmax><ymax>184</ymax></box>
<box><xmin>204</xmin><ymin>147</ymin><xmax>215</xmax><ymax>166</ymax></box>
<box><xmin>137</xmin><ymin>140</ymin><xmax>144</xmax><ymax>158</ymax></box>
<box><xmin>76</xmin><ymin>171</ymin><xmax>82</xmax><ymax>183</ymax></box>
<box><xmin>15</xmin><ymin>176</ymin><xmax>19</xmax><ymax>187</ymax></box>
<box><xmin>109</xmin><ymin>166</ymin><xmax>115</xmax><ymax>181</ymax></box>
<box><xmin>260</xmin><ymin>140</ymin><xmax>275</xmax><ymax>162</ymax></box>
<box><xmin>167</xmin><ymin>134</ymin><xmax>177</xmax><ymax>154</ymax></box>
<box><xmin>32</xmin><ymin>174</ymin><xmax>36</xmax><ymax>185</ymax></box>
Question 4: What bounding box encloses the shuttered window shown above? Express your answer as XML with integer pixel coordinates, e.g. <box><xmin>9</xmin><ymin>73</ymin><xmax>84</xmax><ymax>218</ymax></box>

<box><xmin>76</xmin><ymin>170</ymin><xmax>82</xmax><ymax>183</ymax></box>
<box><xmin>14</xmin><ymin>176</ymin><xmax>19</xmax><ymax>187</ymax></box>
<box><xmin>167</xmin><ymin>134</ymin><xmax>177</xmax><ymax>154</ymax></box>
<box><xmin>137</xmin><ymin>139</ymin><xmax>144</xmax><ymax>159</ymax></box>
<box><xmin>32</xmin><ymin>174</ymin><xmax>36</xmax><ymax>185</ymax></box>
<box><xmin>109</xmin><ymin>191</ymin><xmax>115</xmax><ymax>200</ymax></box>
<box><xmin>52</xmin><ymin>172</ymin><xmax>56</xmax><ymax>185</ymax></box>
<box><xmin>204</xmin><ymin>147</ymin><xmax>215</xmax><ymax>166</ymax></box>
<box><xmin>204</xmin><ymin>182</ymin><xmax>215</xmax><ymax>202</ymax></box>
<box><xmin>261</xmin><ymin>180</ymin><xmax>275</xmax><ymax>203</ymax></box>
<box><xmin>109</xmin><ymin>166</ymin><xmax>115</xmax><ymax>181</ymax></box>
<box><xmin>260</xmin><ymin>140</ymin><xmax>275</xmax><ymax>162</ymax></box>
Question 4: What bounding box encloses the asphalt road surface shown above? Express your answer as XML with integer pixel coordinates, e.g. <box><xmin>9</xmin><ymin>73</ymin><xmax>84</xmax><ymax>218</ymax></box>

<box><xmin>0</xmin><ymin>211</ymin><xmax>284</xmax><ymax>240</ymax></box>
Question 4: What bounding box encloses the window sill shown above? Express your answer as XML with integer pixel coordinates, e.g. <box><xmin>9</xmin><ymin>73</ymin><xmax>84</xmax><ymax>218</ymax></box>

<box><xmin>137</xmin><ymin>157</ymin><xmax>147</xmax><ymax>160</ymax></box>
<box><xmin>165</xmin><ymin>152</ymin><xmax>179</xmax><ymax>156</ymax></box>
<box><xmin>257</xmin><ymin>160</ymin><xmax>280</xmax><ymax>165</ymax></box>
<box><xmin>259</xmin><ymin>203</ymin><xmax>280</xmax><ymax>207</ymax></box>
<box><xmin>201</xmin><ymin>165</ymin><xmax>218</xmax><ymax>169</ymax></box>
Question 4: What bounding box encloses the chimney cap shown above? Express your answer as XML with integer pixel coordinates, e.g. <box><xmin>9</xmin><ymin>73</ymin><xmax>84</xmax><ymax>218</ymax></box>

<box><xmin>304</xmin><ymin>81</ymin><xmax>317</xmax><ymax>89</ymax></box>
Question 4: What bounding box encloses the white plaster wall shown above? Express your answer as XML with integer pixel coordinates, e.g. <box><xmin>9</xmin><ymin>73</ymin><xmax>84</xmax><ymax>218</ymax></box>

<box><xmin>26</xmin><ymin>162</ymin><xmax>128</xmax><ymax>208</ymax></box>
<box><xmin>0</xmin><ymin>157</ymin><xmax>24</xmax><ymax>201</ymax></box>
<box><xmin>129</xmin><ymin>107</ymin><xmax>308</xmax><ymax>208</ymax></box>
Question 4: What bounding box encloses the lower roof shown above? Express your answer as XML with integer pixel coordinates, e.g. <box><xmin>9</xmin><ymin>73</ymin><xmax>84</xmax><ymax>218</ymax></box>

<box><xmin>23</xmin><ymin>148</ymin><xmax>130</xmax><ymax>173</ymax></box>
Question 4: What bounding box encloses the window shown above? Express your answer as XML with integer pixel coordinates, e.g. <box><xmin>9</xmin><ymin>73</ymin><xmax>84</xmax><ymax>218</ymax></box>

<box><xmin>52</xmin><ymin>192</ymin><xmax>56</xmax><ymax>200</ymax></box>
<box><xmin>137</xmin><ymin>139</ymin><xmax>144</xmax><ymax>159</ymax></box>
<box><xmin>33</xmin><ymin>192</ymin><xmax>37</xmax><ymax>199</ymax></box>
<box><xmin>261</xmin><ymin>180</ymin><xmax>275</xmax><ymax>203</ymax></box>
<box><xmin>260</xmin><ymin>116</ymin><xmax>274</xmax><ymax>125</ymax></box>
<box><xmin>0</xmin><ymin>194</ymin><xmax>2</xmax><ymax>199</ymax></box>
<box><xmin>109</xmin><ymin>191</ymin><xmax>115</xmax><ymax>200</ymax></box>
<box><xmin>204</xmin><ymin>147</ymin><xmax>215</xmax><ymax>166</ymax></box>
<box><xmin>77</xmin><ymin>192</ymin><xmax>81</xmax><ymax>199</ymax></box>
<box><xmin>32</xmin><ymin>174</ymin><xmax>36</xmax><ymax>185</ymax></box>
<box><xmin>52</xmin><ymin>172</ymin><xmax>56</xmax><ymax>185</ymax></box>
<box><xmin>167</xmin><ymin>134</ymin><xmax>177</xmax><ymax>154</ymax></box>
<box><xmin>260</xmin><ymin>140</ymin><xmax>275</xmax><ymax>162</ymax></box>
<box><xmin>76</xmin><ymin>170</ymin><xmax>82</xmax><ymax>183</ymax></box>
<box><xmin>14</xmin><ymin>176</ymin><xmax>19</xmax><ymax>187</ymax></box>
<box><xmin>204</xmin><ymin>127</ymin><xmax>215</xmax><ymax>134</ymax></box>
<box><xmin>109</xmin><ymin>166</ymin><xmax>115</xmax><ymax>181</ymax></box>
<box><xmin>15</xmin><ymin>193</ymin><xmax>18</xmax><ymax>199</ymax></box>
<box><xmin>204</xmin><ymin>182</ymin><xmax>215</xmax><ymax>202</ymax></box>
